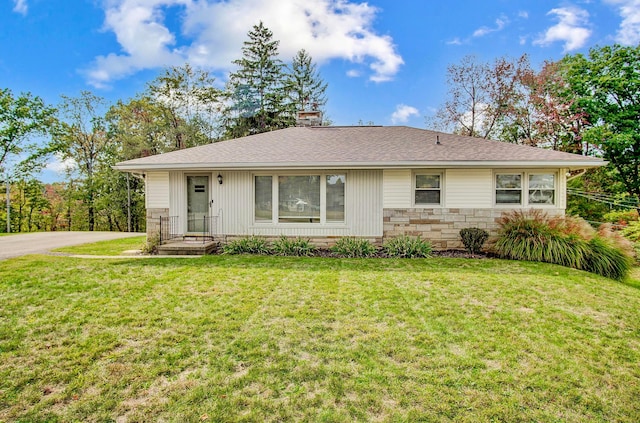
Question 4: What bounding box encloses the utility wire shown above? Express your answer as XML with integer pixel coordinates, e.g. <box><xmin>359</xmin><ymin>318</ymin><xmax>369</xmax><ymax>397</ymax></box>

<box><xmin>567</xmin><ymin>188</ymin><xmax>639</xmax><ymax>209</ymax></box>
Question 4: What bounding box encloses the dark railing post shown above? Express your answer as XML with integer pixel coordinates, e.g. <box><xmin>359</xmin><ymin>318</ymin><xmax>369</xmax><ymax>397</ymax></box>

<box><xmin>159</xmin><ymin>217</ymin><xmax>164</xmax><ymax>244</ymax></box>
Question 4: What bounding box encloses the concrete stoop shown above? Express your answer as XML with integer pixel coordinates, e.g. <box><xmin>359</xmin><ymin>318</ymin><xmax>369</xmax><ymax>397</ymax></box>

<box><xmin>157</xmin><ymin>240</ymin><xmax>217</xmax><ymax>256</ymax></box>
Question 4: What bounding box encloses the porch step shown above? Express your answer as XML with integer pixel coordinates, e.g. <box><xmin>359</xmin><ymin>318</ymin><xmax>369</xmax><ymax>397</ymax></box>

<box><xmin>157</xmin><ymin>240</ymin><xmax>218</xmax><ymax>256</ymax></box>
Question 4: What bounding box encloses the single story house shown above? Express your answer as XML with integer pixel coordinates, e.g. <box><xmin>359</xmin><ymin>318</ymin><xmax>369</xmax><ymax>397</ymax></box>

<box><xmin>115</xmin><ymin>125</ymin><xmax>605</xmax><ymax>250</ymax></box>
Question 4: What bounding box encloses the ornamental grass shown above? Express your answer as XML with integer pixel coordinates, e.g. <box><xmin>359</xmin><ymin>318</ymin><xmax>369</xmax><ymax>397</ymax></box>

<box><xmin>495</xmin><ymin>210</ymin><xmax>633</xmax><ymax>280</ymax></box>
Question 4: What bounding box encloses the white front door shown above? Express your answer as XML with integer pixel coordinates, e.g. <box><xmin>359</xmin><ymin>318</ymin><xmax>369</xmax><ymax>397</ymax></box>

<box><xmin>187</xmin><ymin>175</ymin><xmax>209</xmax><ymax>233</ymax></box>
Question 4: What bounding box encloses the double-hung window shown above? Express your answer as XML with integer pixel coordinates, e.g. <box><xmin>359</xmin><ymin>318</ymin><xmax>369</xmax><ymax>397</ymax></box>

<box><xmin>496</xmin><ymin>174</ymin><xmax>522</xmax><ymax>204</ymax></box>
<box><xmin>495</xmin><ymin>172</ymin><xmax>556</xmax><ymax>205</ymax></box>
<box><xmin>415</xmin><ymin>174</ymin><xmax>442</xmax><ymax>205</ymax></box>
<box><xmin>254</xmin><ymin>174</ymin><xmax>345</xmax><ymax>224</ymax></box>
<box><xmin>528</xmin><ymin>174</ymin><xmax>555</xmax><ymax>204</ymax></box>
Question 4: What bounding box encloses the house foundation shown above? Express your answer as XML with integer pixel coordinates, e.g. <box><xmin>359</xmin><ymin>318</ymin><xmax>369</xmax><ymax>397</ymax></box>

<box><xmin>383</xmin><ymin>208</ymin><xmax>564</xmax><ymax>250</ymax></box>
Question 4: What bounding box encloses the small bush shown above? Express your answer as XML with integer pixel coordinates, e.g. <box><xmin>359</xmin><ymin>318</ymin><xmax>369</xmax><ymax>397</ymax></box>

<box><xmin>331</xmin><ymin>238</ymin><xmax>378</xmax><ymax>258</ymax></box>
<box><xmin>142</xmin><ymin>233</ymin><xmax>160</xmax><ymax>254</ymax></box>
<box><xmin>271</xmin><ymin>236</ymin><xmax>316</xmax><ymax>256</ymax></box>
<box><xmin>222</xmin><ymin>236</ymin><xmax>271</xmax><ymax>255</ymax></box>
<box><xmin>459</xmin><ymin>228</ymin><xmax>489</xmax><ymax>254</ymax></box>
<box><xmin>383</xmin><ymin>235</ymin><xmax>432</xmax><ymax>258</ymax></box>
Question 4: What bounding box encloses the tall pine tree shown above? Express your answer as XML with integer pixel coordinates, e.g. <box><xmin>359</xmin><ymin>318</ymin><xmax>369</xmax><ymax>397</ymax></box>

<box><xmin>224</xmin><ymin>22</ymin><xmax>294</xmax><ymax>138</ymax></box>
<box><xmin>286</xmin><ymin>49</ymin><xmax>328</xmax><ymax>116</ymax></box>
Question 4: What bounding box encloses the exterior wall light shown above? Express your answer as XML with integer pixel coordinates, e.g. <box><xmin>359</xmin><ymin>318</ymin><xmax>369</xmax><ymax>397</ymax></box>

<box><xmin>217</xmin><ymin>174</ymin><xmax>223</xmax><ymax>185</ymax></box>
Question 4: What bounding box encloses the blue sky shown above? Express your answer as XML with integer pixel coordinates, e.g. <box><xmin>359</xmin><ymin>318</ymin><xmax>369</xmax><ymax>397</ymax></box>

<box><xmin>2</xmin><ymin>0</ymin><xmax>639</xmax><ymax>179</ymax></box>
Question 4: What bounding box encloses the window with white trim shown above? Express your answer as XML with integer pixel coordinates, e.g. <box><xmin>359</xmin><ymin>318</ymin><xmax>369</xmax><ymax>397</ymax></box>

<box><xmin>415</xmin><ymin>173</ymin><xmax>441</xmax><ymax>205</ymax></box>
<box><xmin>495</xmin><ymin>172</ymin><xmax>556</xmax><ymax>205</ymax></box>
<box><xmin>254</xmin><ymin>176</ymin><xmax>273</xmax><ymax>222</ymax></box>
<box><xmin>254</xmin><ymin>173</ymin><xmax>345</xmax><ymax>224</ymax></box>
<box><xmin>528</xmin><ymin>174</ymin><xmax>555</xmax><ymax>204</ymax></box>
<box><xmin>496</xmin><ymin>174</ymin><xmax>522</xmax><ymax>204</ymax></box>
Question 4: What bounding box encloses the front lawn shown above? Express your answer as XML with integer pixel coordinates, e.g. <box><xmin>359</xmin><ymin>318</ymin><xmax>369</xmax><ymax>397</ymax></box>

<box><xmin>52</xmin><ymin>235</ymin><xmax>147</xmax><ymax>256</ymax></box>
<box><xmin>1</xmin><ymin>255</ymin><xmax>639</xmax><ymax>421</ymax></box>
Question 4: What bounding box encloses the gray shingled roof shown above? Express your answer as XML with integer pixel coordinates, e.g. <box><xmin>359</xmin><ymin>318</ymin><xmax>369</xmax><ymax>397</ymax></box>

<box><xmin>115</xmin><ymin>126</ymin><xmax>605</xmax><ymax>171</ymax></box>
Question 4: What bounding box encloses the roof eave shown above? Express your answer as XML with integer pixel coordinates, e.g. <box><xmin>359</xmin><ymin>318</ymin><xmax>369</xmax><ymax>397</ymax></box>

<box><xmin>114</xmin><ymin>159</ymin><xmax>606</xmax><ymax>173</ymax></box>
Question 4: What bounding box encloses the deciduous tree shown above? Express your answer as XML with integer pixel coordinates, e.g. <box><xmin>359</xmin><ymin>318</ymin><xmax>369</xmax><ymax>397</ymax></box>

<box><xmin>0</xmin><ymin>88</ymin><xmax>56</xmax><ymax>172</ymax></box>
<box><xmin>429</xmin><ymin>55</ymin><xmax>530</xmax><ymax>140</ymax></box>
<box><xmin>147</xmin><ymin>63</ymin><xmax>223</xmax><ymax>148</ymax></box>
<box><xmin>54</xmin><ymin>91</ymin><xmax>111</xmax><ymax>231</ymax></box>
<box><xmin>562</xmin><ymin>44</ymin><xmax>640</xmax><ymax>207</ymax></box>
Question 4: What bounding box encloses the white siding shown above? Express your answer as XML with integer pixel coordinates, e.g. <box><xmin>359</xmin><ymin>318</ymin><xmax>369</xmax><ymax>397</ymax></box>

<box><xmin>213</xmin><ymin>170</ymin><xmax>383</xmax><ymax>237</ymax></box>
<box><xmin>348</xmin><ymin>170</ymin><xmax>383</xmax><ymax>236</ymax></box>
<box><xmin>445</xmin><ymin>169</ymin><xmax>493</xmax><ymax>208</ymax></box>
<box><xmin>214</xmin><ymin>171</ymin><xmax>252</xmax><ymax>236</ymax></box>
<box><xmin>146</xmin><ymin>172</ymin><xmax>169</xmax><ymax>208</ymax></box>
<box><xmin>169</xmin><ymin>171</ymin><xmax>186</xmax><ymax>234</ymax></box>
<box><xmin>383</xmin><ymin>169</ymin><xmax>411</xmax><ymax>208</ymax></box>
<box><xmin>558</xmin><ymin>168</ymin><xmax>567</xmax><ymax>209</ymax></box>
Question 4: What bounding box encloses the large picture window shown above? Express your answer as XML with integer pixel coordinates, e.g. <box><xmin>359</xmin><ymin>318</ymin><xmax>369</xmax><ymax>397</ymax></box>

<box><xmin>279</xmin><ymin>176</ymin><xmax>321</xmax><ymax>223</ymax></box>
<box><xmin>254</xmin><ymin>173</ymin><xmax>346</xmax><ymax>224</ymax></box>
<box><xmin>415</xmin><ymin>174</ymin><xmax>441</xmax><ymax>205</ymax></box>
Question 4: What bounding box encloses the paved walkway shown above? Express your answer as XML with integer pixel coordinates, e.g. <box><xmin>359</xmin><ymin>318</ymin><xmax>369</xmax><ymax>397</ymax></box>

<box><xmin>0</xmin><ymin>231</ymin><xmax>144</xmax><ymax>260</ymax></box>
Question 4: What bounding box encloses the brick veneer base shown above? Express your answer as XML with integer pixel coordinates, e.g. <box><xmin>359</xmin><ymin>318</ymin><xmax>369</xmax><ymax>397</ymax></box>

<box><xmin>383</xmin><ymin>208</ymin><xmax>564</xmax><ymax>250</ymax></box>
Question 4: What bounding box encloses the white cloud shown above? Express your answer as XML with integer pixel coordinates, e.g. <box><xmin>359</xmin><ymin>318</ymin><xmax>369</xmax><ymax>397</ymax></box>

<box><xmin>518</xmin><ymin>11</ymin><xmax>529</xmax><ymax>19</ymax></box>
<box><xmin>12</xmin><ymin>0</ymin><xmax>28</xmax><ymax>15</ymax></box>
<box><xmin>346</xmin><ymin>69</ymin><xmax>361</xmax><ymax>78</ymax></box>
<box><xmin>446</xmin><ymin>37</ymin><xmax>463</xmax><ymax>46</ymax></box>
<box><xmin>472</xmin><ymin>16</ymin><xmax>509</xmax><ymax>38</ymax></box>
<box><xmin>46</xmin><ymin>155</ymin><xmax>76</xmax><ymax>174</ymax></box>
<box><xmin>605</xmin><ymin>0</ymin><xmax>640</xmax><ymax>45</ymax></box>
<box><xmin>391</xmin><ymin>104</ymin><xmax>419</xmax><ymax>124</ymax></box>
<box><xmin>534</xmin><ymin>6</ymin><xmax>591</xmax><ymax>52</ymax></box>
<box><xmin>85</xmin><ymin>0</ymin><xmax>403</xmax><ymax>87</ymax></box>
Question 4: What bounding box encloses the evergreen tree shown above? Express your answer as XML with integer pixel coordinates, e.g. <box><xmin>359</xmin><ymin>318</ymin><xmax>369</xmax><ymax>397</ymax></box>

<box><xmin>224</xmin><ymin>22</ymin><xmax>294</xmax><ymax>138</ymax></box>
<box><xmin>286</xmin><ymin>49</ymin><xmax>328</xmax><ymax>116</ymax></box>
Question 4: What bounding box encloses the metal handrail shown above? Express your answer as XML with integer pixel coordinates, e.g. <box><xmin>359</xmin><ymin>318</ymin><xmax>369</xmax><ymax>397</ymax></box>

<box><xmin>160</xmin><ymin>215</ymin><xmax>217</xmax><ymax>244</ymax></box>
<box><xmin>159</xmin><ymin>216</ymin><xmax>180</xmax><ymax>244</ymax></box>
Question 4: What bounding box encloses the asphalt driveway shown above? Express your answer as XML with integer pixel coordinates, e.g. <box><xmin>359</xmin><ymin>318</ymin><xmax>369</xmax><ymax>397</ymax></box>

<box><xmin>0</xmin><ymin>232</ymin><xmax>144</xmax><ymax>260</ymax></box>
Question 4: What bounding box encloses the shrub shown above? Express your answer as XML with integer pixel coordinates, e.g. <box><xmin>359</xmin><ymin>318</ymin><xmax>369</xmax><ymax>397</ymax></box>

<box><xmin>622</xmin><ymin>221</ymin><xmax>640</xmax><ymax>242</ymax></box>
<box><xmin>271</xmin><ymin>236</ymin><xmax>316</xmax><ymax>257</ymax></box>
<box><xmin>330</xmin><ymin>238</ymin><xmax>378</xmax><ymax>258</ymax></box>
<box><xmin>142</xmin><ymin>233</ymin><xmax>160</xmax><ymax>254</ymax></box>
<box><xmin>495</xmin><ymin>210</ymin><xmax>632</xmax><ymax>280</ymax></box>
<box><xmin>459</xmin><ymin>228</ymin><xmax>489</xmax><ymax>254</ymax></box>
<box><xmin>222</xmin><ymin>236</ymin><xmax>271</xmax><ymax>255</ymax></box>
<box><xmin>383</xmin><ymin>235</ymin><xmax>432</xmax><ymax>258</ymax></box>
<box><xmin>602</xmin><ymin>209</ymin><xmax>639</xmax><ymax>225</ymax></box>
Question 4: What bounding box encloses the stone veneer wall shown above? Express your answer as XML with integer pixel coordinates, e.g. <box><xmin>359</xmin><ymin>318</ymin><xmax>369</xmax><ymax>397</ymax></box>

<box><xmin>383</xmin><ymin>208</ymin><xmax>564</xmax><ymax>250</ymax></box>
<box><xmin>146</xmin><ymin>207</ymin><xmax>169</xmax><ymax>239</ymax></box>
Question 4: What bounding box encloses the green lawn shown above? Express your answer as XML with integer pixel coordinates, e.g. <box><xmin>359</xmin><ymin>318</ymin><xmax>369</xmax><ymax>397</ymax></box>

<box><xmin>52</xmin><ymin>235</ymin><xmax>147</xmax><ymax>256</ymax></box>
<box><xmin>1</xmin><ymin>254</ymin><xmax>639</xmax><ymax>422</ymax></box>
